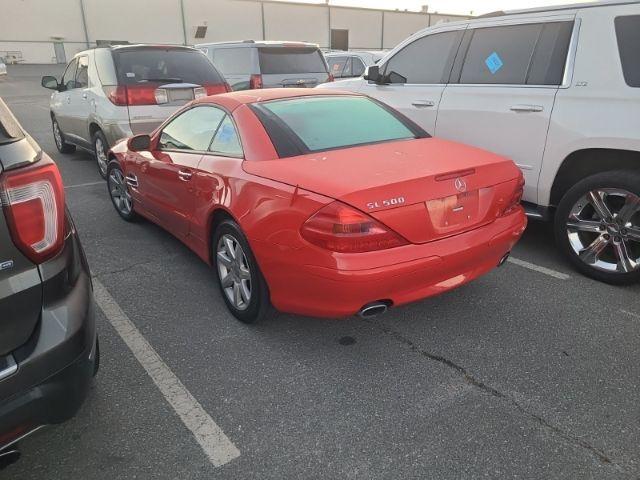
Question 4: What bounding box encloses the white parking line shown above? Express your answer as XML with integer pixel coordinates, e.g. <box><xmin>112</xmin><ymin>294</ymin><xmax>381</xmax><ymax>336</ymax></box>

<box><xmin>93</xmin><ymin>279</ymin><xmax>241</xmax><ymax>468</ymax></box>
<box><xmin>65</xmin><ymin>181</ymin><xmax>104</xmax><ymax>189</ymax></box>
<box><xmin>507</xmin><ymin>256</ymin><xmax>571</xmax><ymax>280</ymax></box>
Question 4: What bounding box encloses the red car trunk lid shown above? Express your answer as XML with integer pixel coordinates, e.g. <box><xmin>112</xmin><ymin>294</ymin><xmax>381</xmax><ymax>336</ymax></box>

<box><xmin>243</xmin><ymin>137</ymin><xmax>522</xmax><ymax>243</ymax></box>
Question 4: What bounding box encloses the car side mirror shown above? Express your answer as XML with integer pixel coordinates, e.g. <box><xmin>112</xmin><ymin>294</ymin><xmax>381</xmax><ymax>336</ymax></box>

<box><xmin>41</xmin><ymin>75</ymin><xmax>60</xmax><ymax>90</ymax></box>
<box><xmin>128</xmin><ymin>134</ymin><xmax>151</xmax><ymax>152</ymax></box>
<box><xmin>363</xmin><ymin>65</ymin><xmax>381</xmax><ymax>82</ymax></box>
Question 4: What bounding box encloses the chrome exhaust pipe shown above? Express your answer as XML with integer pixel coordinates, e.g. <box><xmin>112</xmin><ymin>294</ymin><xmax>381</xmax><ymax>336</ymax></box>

<box><xmin>498</xmin><ymin>252</ymin><xmax>510</xmax><ymax>267</ymax></box>
<box><xmin>0</xmin><ymin>448</ymin><xmax>21</xmax><ymax>469</ymax></box>
<box><xmin>358</xmin><ymin>302</ymin><xmax>389</xmax><ymax>319</ymax></box>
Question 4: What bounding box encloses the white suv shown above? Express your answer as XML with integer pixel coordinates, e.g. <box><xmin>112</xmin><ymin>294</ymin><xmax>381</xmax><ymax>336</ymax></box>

<box><xmin>319</xmin><ymin>1</ymin><xmax>640</xmax><ymax>284</ymax></box>
<box><xmin>41</xmin><ymin>45</ymin><xmax>228</xmax><ymax>178</ymax></box>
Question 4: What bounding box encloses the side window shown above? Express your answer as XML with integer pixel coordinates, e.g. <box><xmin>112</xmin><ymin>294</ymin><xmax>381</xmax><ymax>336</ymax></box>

<box><xmin>460</xmin><ymin>24</ymin><xmax>542</xmax><ymax>85</ymax></box>
<box><xmin>342</xmin><ymin>57</ymin><xmax>353</xmax><ymax>77</ymax></box>
<box><xmin>75</xmin><ymin>56</ymin><xmax>89</xmax><ymax>89</ymax></box>
<box><xmin>352</xmin><ymin>57</ymin><xmax>366</xmax><ymax>77</ymax></box>
<box><xmin>527</xmin><ymin>22</ymin><xmax>573</xmax><ymax>85</ymax></box>
<box><xmin>211</xmin><ymin>48</ymin><xmax>253</xmax><ymax>75</ymax></box>
<box><xmin>384</xmin><ymin>30</ymin><xmax>463</xmax><ymax>84</ymax></box>
<box><xmin>327</xmin><ymin>56</ymin><xmax>348</xmax><ymax>78</ymax></box>
<box><xmin>62</xmin><ymin>58</ymin><xmax>78</xmax><ymax>90</ymax></box>
<box><xmin>159</xmin><ymin>106</ymin><xmax>226</xmax><ymax>151</ymax></box>
<box><xmin>615</xmin><ymin>15</ymin><xmax>640</xmax><ymax>87</ymax></box>
<box><xmin>209</xmin><ymin>115</ymin><xmax>243</xmax><ymax>157</ymax></box>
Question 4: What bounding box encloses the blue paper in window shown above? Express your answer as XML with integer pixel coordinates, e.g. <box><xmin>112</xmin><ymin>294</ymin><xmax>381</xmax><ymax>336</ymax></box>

<box><xmin>218</xmin><ymin>124</ymin><xmax>234</xmax><ymax>143</ymax></box>
<box><xmin>485</xmin><ymin>52</ymin><xmax>504</xmax><ymax>75</ymax></box>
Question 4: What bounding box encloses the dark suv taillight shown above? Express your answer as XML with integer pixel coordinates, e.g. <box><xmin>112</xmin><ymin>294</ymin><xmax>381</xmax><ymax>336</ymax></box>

<box><xmin>0</xmin><ymin>156</ymin><xmax>65</xmax><ymax>263</ymax></box>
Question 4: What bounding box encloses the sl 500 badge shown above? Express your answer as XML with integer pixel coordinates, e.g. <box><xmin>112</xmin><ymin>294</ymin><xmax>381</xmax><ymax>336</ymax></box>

<box><xmin>367</xmin><ymin>196</ymin><xmax>405</xmax><ymax>210</ymax></box>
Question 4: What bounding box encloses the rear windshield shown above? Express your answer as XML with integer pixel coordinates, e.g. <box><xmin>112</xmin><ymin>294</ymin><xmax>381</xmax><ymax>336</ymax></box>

<box><xmin>113</xmin><ymin>48</ymin><xmax>224</xmax><ymax>86</ymax></box>
<box><xmin>0</xmin><ymin>99</ymin><xmax>24</xmax><ymax>145</ymax></box>
<box><xmin>253</xmin><ymin>96</ymin><xmax>424</xmax><ymax>155</ymax></box>
<box><xmin>258</xmin><ymin>47</ymin><xmax>327</xmax><ymax>74</ymax></box>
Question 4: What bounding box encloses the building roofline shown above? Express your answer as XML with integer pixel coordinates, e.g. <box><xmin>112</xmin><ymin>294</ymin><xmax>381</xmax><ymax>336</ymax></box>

<box><xmin>478</xmin><ymin>0</ymin><xmax>639</xmax><ymax>18</ymax></box>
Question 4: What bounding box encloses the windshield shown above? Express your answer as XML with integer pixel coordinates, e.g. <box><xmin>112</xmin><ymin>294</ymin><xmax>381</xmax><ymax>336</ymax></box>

<box><xmin>255</xmin><ymin>96</ymin><xmax>420</xmax><ymax>154</ymax></box>
<box><xmin>258</xmin><ymin>47</ymin><xmax>327</xmax><ymax>74</ymax></box>
<box><xmin>113</xmin><ymin>48</ymin><xmax>224</xmax><ymax>85</ymax></box>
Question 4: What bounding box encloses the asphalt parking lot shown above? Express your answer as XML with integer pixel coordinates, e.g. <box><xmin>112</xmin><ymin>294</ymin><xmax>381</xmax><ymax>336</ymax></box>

<box><xmin>1</xmin><ymin>65</ymin><xmax>639</xmax><ymax>480</ymax></box>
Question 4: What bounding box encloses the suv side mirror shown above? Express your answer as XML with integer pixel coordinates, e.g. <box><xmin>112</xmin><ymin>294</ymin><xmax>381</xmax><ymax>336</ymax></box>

<box><xmin>41</xmin><ymin>76</ymin><xmax>60</xmax><ymax>90</ymax></box>
<box><xmin>363</xmin><ymin>65</ymin><xmax>381</xmax><ymax>82</ymax></box>
<box><xmin>128</xmin><ymin>134</ymin><xmax>151</xmax><ymax>152</ymax></box>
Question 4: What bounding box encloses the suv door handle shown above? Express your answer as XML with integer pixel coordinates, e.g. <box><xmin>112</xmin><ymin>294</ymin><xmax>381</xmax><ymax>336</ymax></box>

<box><xmin>510</xmin><ymin>104</ymin><xmax>543</xmax><ymax>113</ymax></box>
<box><xmin>178</xmin><ymin>170</ymin><xmax>193</xmax><ymax>181</ymax></box>
<box><xmin>411</xmin><ymin>100</ymin><xmax>436</xmax><ymax>108</ymax></box>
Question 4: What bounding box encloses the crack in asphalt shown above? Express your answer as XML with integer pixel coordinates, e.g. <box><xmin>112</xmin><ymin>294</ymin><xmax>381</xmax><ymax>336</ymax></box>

<box><xmin>364</xmin><ymin>319</ymin><xmax>631</xmax><ymax>474</ymax></box>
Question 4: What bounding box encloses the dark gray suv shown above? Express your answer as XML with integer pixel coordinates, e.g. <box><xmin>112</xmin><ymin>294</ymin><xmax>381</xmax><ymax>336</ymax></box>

<box><xmin>0</xmin><ymin>98</ymin><xmax>97</xmax><ymax>467</ymax></box>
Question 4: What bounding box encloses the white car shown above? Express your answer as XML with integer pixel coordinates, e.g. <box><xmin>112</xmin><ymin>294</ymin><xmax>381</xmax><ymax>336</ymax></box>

<box><xmin>319</xmin><ymin>1</ymin><xmax>640</xmax><ymax>284</ymax></box>
<box><xmin>0</xmin><ymin>58</ymin><xmax>7</xmax><ymax>76</ymax></box>
<box><xmin>325</xmin><ymin>51</ymin><xmax>386</xmax><ymax>79</ymax></box>
<box><xmin>41</xmin><ymin>44</ymin><xmax>228</xmax><ymax>178</ymax></box>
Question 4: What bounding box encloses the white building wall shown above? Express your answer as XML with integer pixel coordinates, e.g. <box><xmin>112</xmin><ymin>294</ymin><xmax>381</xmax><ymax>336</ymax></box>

<box><xmin>263</xmin><ymin>3</ymin><xmax>328</xmax><ymax>46</ymax></box>
<box><xmin>0</xmin><ymin>0</ymin><xmax>470</xmax><ymax>64</ymax></box>
<box><xmin>183</xmin><ymin>0</ymin><xmax>263</xmax><ymax>43</ymax></box>
<box><xmin>82</xmin><ymin>0</ymin><xmax>184</xmax><ymax>44</ymax></box>
<box><xmin>331</xmin><ymin>8</ymin><xmax>382</xmax><ymax>50</ymax></box>
<box><xmin>383</xmin><ymin>11</ymin><xmax>430</xmax><ymax>49</ymax></box>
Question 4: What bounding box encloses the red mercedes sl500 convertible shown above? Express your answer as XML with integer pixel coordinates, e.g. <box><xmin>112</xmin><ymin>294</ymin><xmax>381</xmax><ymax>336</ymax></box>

<box><xmin>106</xmin><ymin>89</ymin><xmax>526</xmax><ymax>322</ymax></box>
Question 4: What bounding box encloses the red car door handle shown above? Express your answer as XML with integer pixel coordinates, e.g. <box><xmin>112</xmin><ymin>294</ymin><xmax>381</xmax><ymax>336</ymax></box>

<box><xmin>178</xmin><ymin>170</ymin><xmax>193</xmax><ymax>181</ymax></box>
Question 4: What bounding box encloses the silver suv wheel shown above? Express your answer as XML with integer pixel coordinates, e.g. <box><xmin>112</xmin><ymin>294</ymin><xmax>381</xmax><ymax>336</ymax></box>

<box><xmin>566</xmin><ymin>188</ymin><xmax>640</xmax><ymax>273</ymax></box>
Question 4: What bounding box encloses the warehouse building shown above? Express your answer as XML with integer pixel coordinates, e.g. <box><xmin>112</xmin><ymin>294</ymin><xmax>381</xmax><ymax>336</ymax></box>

<box><xmin>1</xmin><ymin>0</ymin><xmax>470</xmax><ymax>64</ymax></box>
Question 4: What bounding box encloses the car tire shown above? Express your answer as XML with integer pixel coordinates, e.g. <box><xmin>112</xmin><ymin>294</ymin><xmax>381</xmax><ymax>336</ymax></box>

<box><xmin>51</xmin><ymin>117</ymin><xmax>76</xmax><ymax>154</ymax></box>
<box><xmin>107</xmin><ymin>160</ymin><xmax>139</xmax><ymax>222</ymax></box>
<box><xmin>93</xmin><ymin>130</ymin><xmax>109</xmax><ymax>180</ymax></box>
<box><xmin>212</xmin><ymin>219</ymin><xmax>273</xmax><ymax>324</ymax></box>
<box><xmin>554</xmin><ymin>170</ymin><xmax>640</xmax><ymax>285</ymax></box>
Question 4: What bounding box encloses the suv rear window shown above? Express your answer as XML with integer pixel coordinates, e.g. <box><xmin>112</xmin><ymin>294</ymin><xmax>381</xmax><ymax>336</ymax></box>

<box><xmin>253</xmin><ymin>96</ymin><xmax>426</xmax><ymax>156</ymax></box>
<box><xmin>615</xmin><ymin>15</ymin><xmax>640</xmax><ymax>88</ymax></box>
<box><xmin>113</xmin><ymin>48</ymin><xmax>224</xmax><ymax>86</ymax></box>
<box><xmin>258</xmin><ymin>47</ymin><xmax>327</xmax><ymax>74</ymax></box>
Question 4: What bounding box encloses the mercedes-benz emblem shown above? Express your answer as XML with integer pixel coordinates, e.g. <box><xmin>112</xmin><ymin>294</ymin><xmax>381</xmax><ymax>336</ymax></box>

<box><xmin>454</xmin><ymin>177</ymin><xmax>467</xmax><ymax>193</ymax></box>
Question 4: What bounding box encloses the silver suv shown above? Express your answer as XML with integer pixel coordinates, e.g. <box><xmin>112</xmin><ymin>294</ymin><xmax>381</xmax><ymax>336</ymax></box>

<box><xmin>41</xmin><ymin>44</ymin><xmax>228</xmax><ymax>178</ymax></box>
<box><xmin>196</xmin><ymin>41</ymin><xmax>331</xmax><ymax>91</ymax></box>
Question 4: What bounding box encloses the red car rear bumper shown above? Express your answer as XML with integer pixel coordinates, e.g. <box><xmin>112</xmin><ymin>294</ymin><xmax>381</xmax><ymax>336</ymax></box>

<box><xmin>254</xmin><ymin>208</ymin><xmax>527</xmax><ymax>318</ymax></box>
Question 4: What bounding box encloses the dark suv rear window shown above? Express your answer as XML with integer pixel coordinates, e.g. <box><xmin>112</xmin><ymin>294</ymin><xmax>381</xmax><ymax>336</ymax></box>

<box><xmin>258</xmin><ymin>47</ymin><xmax>327</xmax><ymax>74</ymax></box>
<box><xmin>615</xmin><ymin>15</ymin><xmax>640</xmax><ymax>88</ymax></box>
<box><xmin>113</xmin><ymin>48</ymin><xmax>224</xmax><ymax>86</ymax></box>
<box><xmin>0</xmin><ymin>99</ymin><xmax>24</xmax><ymax>145</ymax></box>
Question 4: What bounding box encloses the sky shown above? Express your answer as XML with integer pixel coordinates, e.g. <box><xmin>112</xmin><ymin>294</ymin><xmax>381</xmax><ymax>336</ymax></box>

<box><xmin>271</xmin><ymin>0</ymin><xmax>591</xmax><ymax>15</ymax></box>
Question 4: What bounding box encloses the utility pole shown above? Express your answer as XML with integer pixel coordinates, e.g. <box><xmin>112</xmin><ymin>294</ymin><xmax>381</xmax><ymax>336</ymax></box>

<box><xmin>79</xmin><ymin>0</ymin><xmax>90</xmax><ymax>48</ymax></box>
<box><xmin>326</xmin><ymin>0</ymin><xmax>331</xmax><ymax>50</ymax></box>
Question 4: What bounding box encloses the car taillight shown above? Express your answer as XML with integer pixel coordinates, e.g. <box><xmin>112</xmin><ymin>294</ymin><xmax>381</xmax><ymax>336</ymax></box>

<box><xmin>103</xmin><ymin>85</ymin><xmax>158</xmax><ymax>106</ymax></box>
<box><xmin>249</xmin><ymin>74</ymin><xmax>263</xmax><ymax>90</ymax></box>
<box><xmin>202</xmin><ymin>83</ymin><xmax>230</xmax><ymax>95</ymax></box>
<box><xmin>503</xmin><ymin>175</ymin><xmax>525</xmax><ymax>216</ymax></box>
<box><xmin>103</xmin><ymin>85</ymin><xmax>127</xmax><ymax>106</ymax></box>
<box><xmin>0</xmin><ymin>157</ymin><xmax>65</xmax><ymax>263</ymax></box>
<box><xmin>327</xmin><ymin>73</ymin><xmax>335</xmax><ymax>82</ymax></box>
<box><xmin>301</xmin><ymin>201</ymin><xmax>408</xmax><ymax>253</ymax></box>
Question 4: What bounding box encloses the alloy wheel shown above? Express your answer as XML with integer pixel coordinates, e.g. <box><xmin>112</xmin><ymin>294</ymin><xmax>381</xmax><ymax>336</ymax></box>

<box><xmin>95</xmin><ymin>137</ymin><xmax>108</xmax><ymax>176</ymax></box>
<box><xmin>566</xmin><ymin>188</ymin><xmax>640</xmax><ymax>273</ymax></box>
<box><xmin>108</xmin><ymin>168</ymin><xmax>133</xmax><ymax>216</ymax></box>
<box><xmin>53</xmin><ymin>121</ymin><xmax>62</xmax><ymax>149</ymax></box>
<box><xmin>216</xmin><ymin>234</ymin><xmax>252</xmax><ymax>311</ymax></box>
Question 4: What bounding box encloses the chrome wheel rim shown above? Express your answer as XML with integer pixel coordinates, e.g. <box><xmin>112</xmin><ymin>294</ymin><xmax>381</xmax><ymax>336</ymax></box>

<box><xmin>216</xmin><ymin>234</ymin><xmax>252</xmax><ymax>310</ymax></box>
<box><xmin>567</xmin><ymin>188</ymin><xmax>640</xmax><ymax>273</ymax></box>
<box><xmin>53</xmin><ymin>121</ymin><xmax>62</xmax><ymax>149</ymax></box>
<box><xmin>95</xmin><ymin>137</ymin><xmax>108</xmax><ymax>175</ymax></box>
<box><xmin>108</xmin><ymin>168</ymin><xmax>132</xmax><ymax>215</ymax></box>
